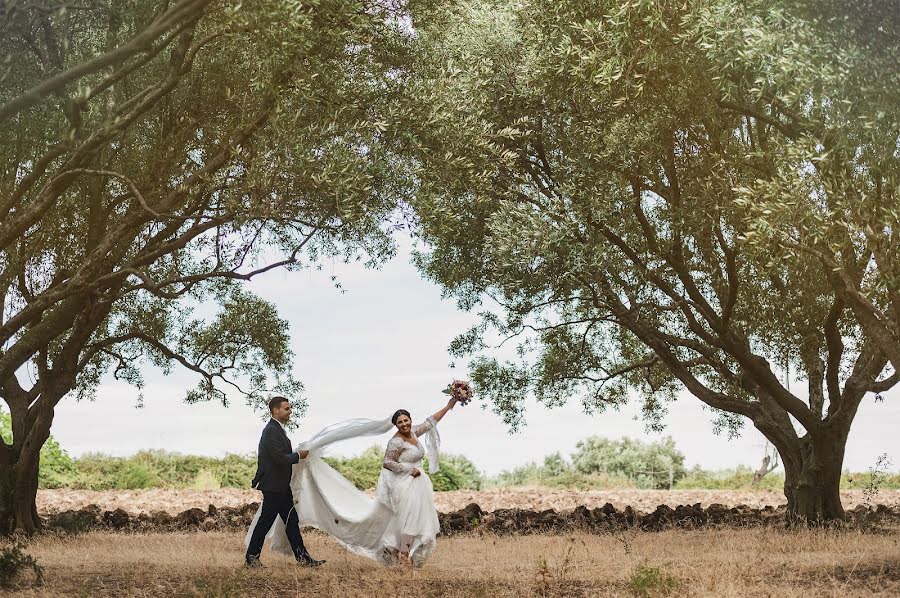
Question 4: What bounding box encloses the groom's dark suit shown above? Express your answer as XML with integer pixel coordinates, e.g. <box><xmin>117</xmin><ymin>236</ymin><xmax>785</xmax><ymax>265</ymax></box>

<box><xmin>245</xmin><ymin>418</ymin><xmax>314</xmax><ymax>565</ymax></box>
<box><xmin>251</xmin><ymin>418</ymin><xmax>299</xmax><ymax>492</ymax></box>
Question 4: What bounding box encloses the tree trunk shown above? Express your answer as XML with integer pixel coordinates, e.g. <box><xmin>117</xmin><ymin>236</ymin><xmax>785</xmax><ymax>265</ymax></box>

<box><xmin>0</xmin><ymin>449</ymin><xmax>15</xmax><ymax>536</ymax></box>
<box><xmin>0</xmin><ymin>446</ymin><xmax>42</xmax><ymax>536</ymax></box>
<box><xmin>782</xmin><ymin>429</ymin><xmax>847</xmax><ymax>524</ymax></box>
<box><xmin>3</xmin><ymin>377</ymin><xmax>70</xmax><ymax>537</ymax></box>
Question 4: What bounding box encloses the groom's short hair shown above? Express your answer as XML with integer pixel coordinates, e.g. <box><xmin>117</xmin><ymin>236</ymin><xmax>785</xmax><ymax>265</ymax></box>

<box><xmin>268</xmin><ymin>396</ymin><xmax>289</xmax><ymax>414</ymax></box>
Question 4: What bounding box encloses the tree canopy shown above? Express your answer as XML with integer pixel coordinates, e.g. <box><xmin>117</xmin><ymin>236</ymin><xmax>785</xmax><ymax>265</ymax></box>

<box><xmin>0</xmin><ymin>0</ymin><xmax>410</xmax><ymax>534</ymax></box>
<box><xmin>401</xmin><ymin>0</ymin><xmax>899</xmax><ymax>521</ymax></box>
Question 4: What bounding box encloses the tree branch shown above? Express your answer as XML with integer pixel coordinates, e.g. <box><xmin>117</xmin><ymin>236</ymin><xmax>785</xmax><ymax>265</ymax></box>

<box><xmin>0</xmin><ymin>0</ymin><xmax>213</xmax><ymax>123</ymax></box>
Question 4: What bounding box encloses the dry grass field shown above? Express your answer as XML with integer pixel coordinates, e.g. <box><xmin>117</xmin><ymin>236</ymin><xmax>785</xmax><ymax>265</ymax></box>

<box><xmin>4</xmin><ymin>525</ymin><xmax>900</xmax><ymax>597</ymax></box>
<box><xmin>6</xmin><ymin>489</ymin><xmax>898</xmax><ymax>596</ymax></box>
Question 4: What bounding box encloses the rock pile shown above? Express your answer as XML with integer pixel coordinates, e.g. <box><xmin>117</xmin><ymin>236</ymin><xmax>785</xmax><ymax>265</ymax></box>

<box><xmin>45</xmin><ymin>502</ymin><xmax>260</xmax><ymax>534</ymax></box>
<box><xmin>42</xmin><ymin>501</ymin><xmax>899</xmax><ymax>535</ymax></box>
<box><xmin>439</xmin><ymin>502</ymin><xmax>900</xmax><ymax>534</ymax></box>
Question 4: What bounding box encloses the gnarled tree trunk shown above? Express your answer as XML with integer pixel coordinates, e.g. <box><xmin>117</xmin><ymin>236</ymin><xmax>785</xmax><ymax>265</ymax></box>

<box><xmin>0</xmin><ymin>446</ymin><xmax>14</xmax><ymax>536</ymax></box>
<box><xmin>0</xmin><ymin>400</ymin><xmax>55</xmax><ymax>537</ymax></box>
<box><xmin>0</xmin><ymin>445</ymin><xmax>42</xmax><ymax>535</ymax></box>
<box><xmin>781</xmin><ymin>428</ymin><xmax>848</xmax><ymax>524</ymax></box>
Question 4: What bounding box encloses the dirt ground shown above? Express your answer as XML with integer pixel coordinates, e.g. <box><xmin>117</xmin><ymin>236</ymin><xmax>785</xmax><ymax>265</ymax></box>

<box><xmin>6</xmin><ymin>527</ymin><xmax>900</xmax><ymax>597</ymax></box>
<box><xmin>36</xmin><ymin>487</ymin><xmax>900</xmax><ymax>515</ymax></box>
<box><xmin>12</xmin><ymin>488</ymin><xmax>900</xmax><ymax>596</ymax></box>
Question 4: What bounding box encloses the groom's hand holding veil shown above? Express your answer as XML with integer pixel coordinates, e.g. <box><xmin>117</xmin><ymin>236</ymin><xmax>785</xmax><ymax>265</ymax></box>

<box><xmin>297</xmin><ymin>449</ymin><xmax>310</xmax><ymax>459</ymax></box>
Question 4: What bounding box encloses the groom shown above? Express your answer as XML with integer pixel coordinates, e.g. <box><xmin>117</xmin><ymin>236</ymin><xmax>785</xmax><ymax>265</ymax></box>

<box><xmin>245</xmin><ymin>396</ymin><xmax>325</xmax><ymax>568</ymax></box>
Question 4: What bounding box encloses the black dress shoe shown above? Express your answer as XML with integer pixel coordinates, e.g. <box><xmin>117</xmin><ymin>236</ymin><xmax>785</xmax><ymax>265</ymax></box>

<box><xmin>245</xmin><ymin>555</ymin><xmax>265</xmax><ymax>568</ymax></box>
<box><xmin>295</xmin><ymin>551</ymin><xmax>326</xmax><ymax>567</ymax></box>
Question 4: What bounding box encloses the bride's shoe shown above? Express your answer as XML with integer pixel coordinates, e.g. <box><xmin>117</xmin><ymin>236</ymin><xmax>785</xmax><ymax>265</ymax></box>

<box><xmin>382</xmin><ymin>547</ymin><xmax>401</xmax><ymax>566</ymax></box>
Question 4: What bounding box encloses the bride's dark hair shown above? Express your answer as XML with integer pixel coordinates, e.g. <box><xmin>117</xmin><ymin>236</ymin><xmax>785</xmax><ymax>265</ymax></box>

<box><xmin>391</xmin><ymin>409</ymin><xmax>411</xmax><ymax>425</ymax></box>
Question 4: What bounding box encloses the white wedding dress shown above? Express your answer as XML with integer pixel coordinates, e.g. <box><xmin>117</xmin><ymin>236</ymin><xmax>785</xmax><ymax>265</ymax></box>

<box><xmin>244</xmin><ymin>416</ymin><xmax>442</xmax><ymax>567</ymax></box>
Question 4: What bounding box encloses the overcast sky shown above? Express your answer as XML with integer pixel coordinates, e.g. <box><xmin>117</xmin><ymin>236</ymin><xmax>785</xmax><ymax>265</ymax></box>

<box><xmin>48</xmin><ymin>236</ymin><xmax>899</xmax><ymax>476</ymax></box>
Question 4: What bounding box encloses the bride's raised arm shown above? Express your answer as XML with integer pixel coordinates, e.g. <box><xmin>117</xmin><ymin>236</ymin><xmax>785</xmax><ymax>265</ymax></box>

<box><xmin>411</xmin><ymin>397</ymin><xmax>456</xmax><ymax>437</ymax></box>
<box><xmin>430</xmin><ymin>397</ymin><xmax>457</xmax><ymax>424</ymax></box>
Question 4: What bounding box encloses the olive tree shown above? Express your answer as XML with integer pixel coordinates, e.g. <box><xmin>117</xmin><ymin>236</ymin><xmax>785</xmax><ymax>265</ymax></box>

<box><xmin>401</xmin><ymin>0</ymin><xmax>899</xmax><ymax>522</ymax></box>
<box><xmin>0</xmin><ymin>0</ymin><xmax>409</xmax><ymax>534</ymax></box>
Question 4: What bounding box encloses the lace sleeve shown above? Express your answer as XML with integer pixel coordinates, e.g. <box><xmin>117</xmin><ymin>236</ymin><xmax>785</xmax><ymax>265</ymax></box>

<box><xmin>412</xmin><ymin>416</ymin><xmax>436</xmax><ymax>437</ymax></box>
<box><xmin>383</xmin><ymin>437</ymin><xmax>412</xmax><ymax>474</ymax></box>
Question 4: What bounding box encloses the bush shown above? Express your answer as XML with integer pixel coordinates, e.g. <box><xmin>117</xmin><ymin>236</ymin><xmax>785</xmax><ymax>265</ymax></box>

<box><xmin>494</xmin><ymin>461</ymin><xmax>544</xmax><ymax>486</ymax></box>
<box><xmin>842</xmin><ymin>470</ymin><xmax>900</xmax><ymax>490</ymax></box>
<box><xmin>325</xmin><ymin>446</ymin><xmax>385</xmax><ymax>490</ymax></box>
<box><xmin>675</xmin><ymin>465</ymin><xmax>784</xmax><ymax>490</ymax></box>
<box><xmin>37</xmin><ymin>436</ymin><xmax>79</xmax><ymax>489</ymax></box>
<box><xmin>114</xmin><ymin>462</ymin><xmax>159</xmax><ymax>489</ymax></box>
<box><xmin>438</xmin><ymin>454</ymin><xmax>484</xmax><ymax>490</ymax></box>
<box><xmin>626</xmin><ymin>563</ymin><xmax>680</xmax><ymax>597</ymax></box>
<box><xmin>542</xmin><ymin>452</ymin><xmax>570</xmax><ymax>477</ymax></box>
<box><xmin>1</xmin><ymin>408</ymin><xmax>77</xmax><ymax>488</ymax></box>
<box><xmin>0</xmin><ymin>543</ymin><xmax>43</xmax><ymax>588</ymax></box>
<box><xmin>490</xmin><ymin>461</ymin><xmax>635</xmax><ymax>490</ymax></box>
<box><xmin>191</xmin><ymin>469</ymin><xmax>222</xmax><ymax>490</ymax></box>
<box><xmin>428</xmin><ymin>462</ymin><xmax>463</xmax><ymax>491</ymax></box>
<box><xmin>572</xmin><ymin>436</ymin><xmax>686</xmax><ymax>489</ymax></box>
<box><xmin>209</xmin><ymin>454</ymin><xmax>257</xmax><ymax>488</ymax></box>
<box><xmin>324</xmin><ymin>446</ymin><xmax>484</xmax><ymax>492</ymax></box>
<box><xmin>30</xmin><ymin>422</ymin><xmax>894</xmax><ymax>493</ymax></box>
<box><xmin>674</xmin><ymin>466</ymin><xmax>900</xmax><ymax>491</ymax></box>
<box><xmin>32</xmin><ymin>441</ymin><xmax>484</xmax><ymax>491</ymax></box>
<box><xmin>67</xmin><ymin>451</ymin><xmax>258</xmax><ymax>490</ymax></box>
<box><xmin>67</xmin><ymin>453</ymin><xmax>134</xmax><ymax>490</ymax></box>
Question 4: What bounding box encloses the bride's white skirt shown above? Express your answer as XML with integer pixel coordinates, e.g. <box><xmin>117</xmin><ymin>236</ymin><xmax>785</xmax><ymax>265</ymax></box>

<box><xmin>244</xmin><ymin>456</ymin><xmax>439</xmax><ymax>566</ymax></box>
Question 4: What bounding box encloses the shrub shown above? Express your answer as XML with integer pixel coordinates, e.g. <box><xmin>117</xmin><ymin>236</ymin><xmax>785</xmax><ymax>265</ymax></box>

<box><xmin>35</xmin><ymin>424</ymin><xmax>897</xmax><ymax>493</ymax></box>
<box><xmin>572</xmin><ymin>436</ymin><xmax>686</xmax><ymax>489</ymax></box>
<box><xmin>0</xmin><ymin>543</ymin><xmax>44</xmax><ymax>588</ymax></box>
<box><xmin>438</xmin><ymin>454</ymin><xmax>484</xmax><ymax>490</ymax></box>
<box><xmin>0</xmin><ymin>409</ymin><xmax>11</xmax><ymax>444</ymax></box>
<box><xmin>325</xmin><ymin>446</ymin><xmax>385</xmax><ymax>490</ymax></box>
<box><xmin>494</xmin><ymin>461</ymin><xmax>545</xmax><ymax>487</ymax></box>
<box><xmin>36</xmin><ymin>443</ymin><xmax>485</xmax><ymax>491</ymax></box>
<box><xmin>68</xmin><ymin>451</ymin><xmax>258</xmax><ymax>490</ymax></box>
<box><xmin>844</xmin><ymin>469</ymin><xmax>900</xmax><ymax>490</ymax></box>
<box><xmin>211</xmin><ymin>454</ymin><xmax>257</xmax><ymax>488</ymax></box>
<box><xmin>675</xmin><ymin>465</ymin><xmax>784</xmax><ymax>491</ymax></box>
<box><xmin>323</xmin><ymin>446</ymin><xmax>484</xmax><ymax>491</ymax></box>
<box><xmin>1</xmin><ymin>408</ymin><xmax>77</xmax><ymax>488</ymax></box>
<box><xmin>490</xmin><ymin>462</ymin><xmax>635</xmax><ymax>490</ymax></box>
<box><xmin>428</xmin><ymin>462</ymin><xmax>463</xmax><ymax>491</ymax></box>
<box><xmin>130</xmin><ymin>450</ymin><xmax>203</xmax><ymax>487</ymax></box>
<box><xmin>37</xmin><ymin>436</ymin><xmax>78</xmax><ymax>489</ymax></box>
<box><xmin>626</xmin><ymin>563</ymin><xmax>680</xmax><ymax>597</ymax></box>
<box><xmin>114</xmin><ymin>462</ymin><xmax>159</xmax><ymax>489</ymax></box>
<box><xmin>69</xmin><ymin>453</ymin><xmax>126</xmax><ymax>490</ymax></box>
<box><xmin>542</xmin><ymin>452</ymin><xmax>570</xmax><ymax>477</ymax></box>
<box><xmin>191</xmin><ymin>469</ymin><xmax>222</xmax><ymax>490</ymax></box>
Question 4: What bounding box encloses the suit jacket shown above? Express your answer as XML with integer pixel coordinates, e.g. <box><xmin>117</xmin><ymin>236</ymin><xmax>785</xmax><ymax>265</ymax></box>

<box><xmin>251</xmin><ymin>419</ymin><xmax>300</xmax><ymax>492</ymax></box>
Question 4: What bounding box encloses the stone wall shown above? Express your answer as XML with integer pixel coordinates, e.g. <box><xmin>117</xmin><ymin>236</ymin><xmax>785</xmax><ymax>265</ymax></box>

<box><xmin>42</xmin><ymin>501</ymin><xmax>900</xmax><ymax>535</ymax></box>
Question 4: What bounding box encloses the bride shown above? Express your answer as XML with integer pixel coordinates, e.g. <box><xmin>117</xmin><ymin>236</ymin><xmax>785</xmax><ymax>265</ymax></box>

<box><xmin>245</xmin><ymin>395</ymin><xmax>459</xmax><ymax>567</ymax></box>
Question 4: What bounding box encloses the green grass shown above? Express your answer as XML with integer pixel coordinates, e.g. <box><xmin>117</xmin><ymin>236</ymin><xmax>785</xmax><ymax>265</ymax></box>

<box><xmin>626</xmin><ymin>562</ymin><xmax>681</xmax><ymax>597</ymax></box>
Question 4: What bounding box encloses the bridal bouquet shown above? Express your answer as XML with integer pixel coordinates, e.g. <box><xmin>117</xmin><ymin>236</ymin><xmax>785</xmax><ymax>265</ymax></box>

<box><xmin>442</xmin><ymin>380</ymin><xmax>473</xmax><ymax>406</ymax></box>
